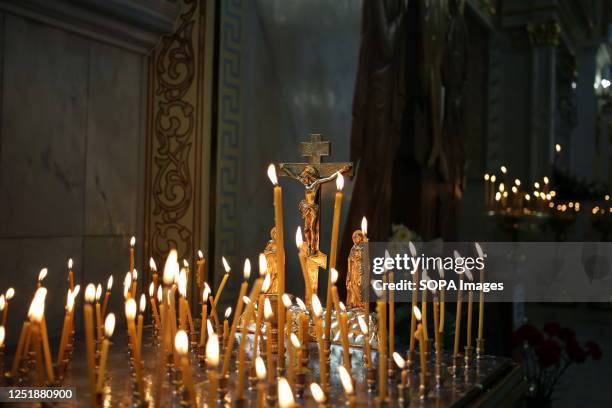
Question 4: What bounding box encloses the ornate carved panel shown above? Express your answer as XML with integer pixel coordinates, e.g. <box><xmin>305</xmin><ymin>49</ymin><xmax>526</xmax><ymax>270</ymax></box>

<box><xmin>144</xmin><ymin>0</ymin><xmax>214</xmax><ymax>282</ymax></box>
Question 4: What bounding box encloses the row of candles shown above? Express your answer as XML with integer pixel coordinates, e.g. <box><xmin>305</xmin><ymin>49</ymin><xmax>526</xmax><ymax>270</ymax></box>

<box><xmin>0</xmin><ymin>163</ymin><xmax>490</xmax><ymax>406</ymax></box>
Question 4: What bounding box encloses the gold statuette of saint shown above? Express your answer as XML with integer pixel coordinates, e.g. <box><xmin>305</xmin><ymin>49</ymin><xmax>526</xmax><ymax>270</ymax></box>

<box><xmin>346</xmin><ymin>229</ymin><xmax>367</xmax><ymax>309</ymax></box>
<box><xmin>263</xmin><ymin>227</ymin><xmax>278</xmax><ymax>294</ymax></box>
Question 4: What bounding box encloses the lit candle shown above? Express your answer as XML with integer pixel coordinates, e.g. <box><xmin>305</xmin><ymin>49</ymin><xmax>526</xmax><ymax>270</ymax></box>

<box><xmin>197</xmin><ymin>250</ymin><xmax>206</xmax><ymax>291</ymax></box>
<box><xmin>393</xmin><ymin>352</ymin><xmax>408</xmax><ymax>388</ymax></box>
<box><xmin>338</xmin><ymin>302</ymin><xmax>351</xmax><ymax>374</ymax></box>
<box><xmin>150</xmin><ymin>257</ymin><xmax>158</xmax><ymax>291</ymax></box>
<box><xmin>2</xmin><ymin>288</ymin><xmax>14</xmax><ymax>327</ymax></box>
<box><xmin>255</xmin><ymin>356</ymin><xmax>267</xmax><ymax>408</ymax></box>
<box><xmin>101</xmin><ymin>276</ymin><xmax>112</xmax><ymax>319</ymax></box>
<box><xmin>312</xmin><ymin>295</ymin><xmax>327</xmax><ymax>391</ymax></box>
<box><xmin>287</xmin><ymin>333</ymin><xmax>299</xmax><ymax>385</ymax></box>
<box><xmin>475</xmin><ymin>243</ymin><xmax>485</xmax><ymax>350</ymax></box>
<box><xmin>252</xmin><ymin>268</ymin><xmax>269</xmax><ymax>376</ymax></box>
<box><xmin>137</xmin><ymin>294</ymin><xmax>146</xmax><ymax>354</ymax></box>
<box><xmin>413</xmin><ymin>306</ymin><xmax>427</xmax><ymax>397</ymax></box>
<box><xmin>206</xmin><ymin>332</ymin><xmax>220</xmax><ymax>408</ymax></box>
<box><xmin>236</xmin><ymin>272</ymin><xmax>264</xmax><ymax>399</ymax></box>
<box><xmin>95</xmin><ymin>284</ymin><xmax>103</xmax><ymax>344</ymax></box>
<box><xmin>484</xmin><ymin>174</ymin><xmax>490</xmax><ymax>207</ymax></box>
<box><xmin>129</xmin><ymin>236</ymin><xmax>135</xmax><ymax>272</ymax></box>
<box><xmin>453</xmin><ymin>251</ymin><xmax>464</xmax><ymax>359</ymax></box>
<box><xmin>149</xmin><ymin>283</ymin><xmax>161</xmax><ymax>328</ymax></box>
<box><xmin>377</xmin><ymin>300</ymin><xmax>387</xmax><ymax>400</ymax></box>
<box><xmin>339</xmin><ymin>365</ymin><xmax>356</xmax><ymax>408</ymax></box>
<box><xmin>11</xmin><ymin>321</ymin><xmax>30</xmax><ymax>376</ymax></box>
<box><xmin>67</xmin><ymin>258</ymin><xmax>74</xmax><ymax>291</ymax></box>
<box><xmin>213</xmin><ymin>256</ymin><xmax>231</xmax><ymax>308</ymax></box>
<box><xmin>358</xmin><ymin>315</ymin><xmax>372</xmax><ymax>367</ymax></box>
<box><xmin>199</xmin><ymin>284</ymin><xmax>211</xmax><ymax>348</ymax></box>
<box><xmin>84</xmin><ymin>284</ymin><xmax>97</xmax><ymax>401</ymax></box>
<box><xmin>222</xmin><ymin>307</ymin><xmax>231</xmax><ymax>351</ymax></box>
<box><xmin>123</xmin><ymin>271</ymin><xmax>132</xmax><ymax>300</ymax></box>
<box><xmin>264</xmin><ymin>298</ymin><xmax>274</xmax><ymax>383</ymax></box>
<box><xmin>325</xmin><ymin>173</ymin><xmax>344</xmax><ymax>334</ymax></box>
<box><xmin>175</xmin><ymin>330</ymin><xmax>196</xmax><ymax>406</ymax></box>
<box><xmin>97</xmin><ymin>313</ymin><xmax>115</xmax><ymax>391</ymax></box>
<box><xmin>221</xmin><ymin>259</ymin><xmax>251</xmax><ymax>377</ymax></box>
<box><xmin>295</xmin><ymin>227</ymin><xmax>312</xmax><ymax>303</ymax></box>
<box><xmin>278</xmin><ymin>377</ymin><xmax>296</xmax><ymax>408</ymax></box>
<box><xmin>131</xmin><ymin>268</ymin><xmax>138</xmax><ymax>299</ymax></box>
<box><xmin>433</xmin><ymin>288</ymin><xmax>441</xmax><ymax>358</ymax></box>
<box><xmin>56</xmin><ymin>289</ymin><xmax>74</xmax><ymax>365</ymax></box>
<box><xmin>268</xmin><ymin>165</ymin><xmax>286</xmax><ymax>371</ymax></box>
<box><xmin>408</xmin><ymin>242</ymin><xmax>419</xmax><ymax>362</ymax></box>
<box><xmin>125</xmin><ymin>298</ymin><xmax>144</xmax><ymax>396</ymax></box>
<box><xmin>310</xmin><ymin>383</ymin><xmax>326</xmax><ymax>407</ymax></box>
<box><xmin>28</xmin><ymin>294</ymin><xmax>45</xmax><ymax>384</ymax></box>
<box><xmin>389</xmin><ymin>269</ymin><xmax>395</xmax><ymax>358</ymax></box>
<box><xmin>37</xmin><ymin>268</ymin><xmax>47</xmax><ymax>288</ymax></box>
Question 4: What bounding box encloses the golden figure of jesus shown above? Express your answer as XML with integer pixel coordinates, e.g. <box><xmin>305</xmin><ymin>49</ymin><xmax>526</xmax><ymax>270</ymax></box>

<box><xmin>281</xmin><ymin>165</ymin><xmax>349</xmax><ymax>256</ymax></box>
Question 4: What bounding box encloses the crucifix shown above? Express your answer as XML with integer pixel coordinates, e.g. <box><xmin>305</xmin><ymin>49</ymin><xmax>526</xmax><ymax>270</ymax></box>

<box><xmin>278</xmin><ymin>133</ymin><xmax>353</xmax><ymax>296</ymax></box>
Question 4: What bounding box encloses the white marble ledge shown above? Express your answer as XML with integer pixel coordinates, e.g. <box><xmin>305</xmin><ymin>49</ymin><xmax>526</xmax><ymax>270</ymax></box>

<box><xmin>0</xmin><ymin>0</ymin><xmax>180</xmax><ymax>54</ymax></box>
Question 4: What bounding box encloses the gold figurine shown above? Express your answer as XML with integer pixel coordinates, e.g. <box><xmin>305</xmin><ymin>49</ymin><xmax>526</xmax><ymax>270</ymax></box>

<box><xmin>263</xmin><ymin>227</ymin><xmax>278</xmax><ymax>294</ymax></box>
<box><xmin>347</xmin><ymin>230</ymin><xmax>367</xmax><ymax>309</ymax></box>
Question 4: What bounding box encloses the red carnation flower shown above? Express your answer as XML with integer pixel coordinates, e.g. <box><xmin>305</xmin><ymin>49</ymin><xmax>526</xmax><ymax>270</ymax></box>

<box><xmin>536</xmin><ymin>339</ymin><xmax>562</xmax><ymax>368</ymax></box>
<box><xmin>543</xmin><ymin>322</ymin><xmax>561</xmax><ymax>337</ymax></box>
<box><xmin>515</xmin><ymin>324</ymin><xmax>543</xmax><ymax>346</ymax></box>
<box><xmin>585</xmin><ymin>341</ymin><xmax>602</xmax><ymax>361</ymax></box>
<box><xmin>566</xmin><ymin>339</ymin><xmax>586</xmax><ymax>363</ymax></box>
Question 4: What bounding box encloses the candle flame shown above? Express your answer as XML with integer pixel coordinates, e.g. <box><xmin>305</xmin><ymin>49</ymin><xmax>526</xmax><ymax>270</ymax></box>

<box><xmin>130</xmin><ymin>236</ymin><xmax>136</xmax><ymax>247</ymax></box>
<box><xmin>125</xmin><ymin>298</ymin><xmax>137</xmax><ymax>320</ymax></box>
<box><xmin>104</xmin><ymin>313</ymin><xmax>115</xmax><ymax>337</ymax></box>
<box><xmin>38</xmin><ymin>268</ymin><xmax>48</xmax><ymax>282</ymax></box>
<box><xmin>178</xmin><ymin>269</ymin><xmax>187</xmax><ymax>297</ymax></box>
<box><xmin>157</xmin><ymin>286</ymin><xmax>162</xmax><ymax>303</ymax></box>
<box><xmin>524</xmin><ymin>193</ymin><xmax>531</xmax><ymax>201</ymax></box>
<box><xmin>282</xmin><ymin>293</ymin><xmax>292</xmax><ymax>308</ymax></box>
<box><xmin>224</xmin><ymin>306</ymin><xmax>232</xmax><ymax>319</ymax></box>
<box><xmin>514</xmin><ymin>178</ymin><xmax>521</xmax><ymax>186</ymax></box>
<box><xmin>163</xmin><ymin>249</ymin><xmax>179</xmax><ymax>285</ymax></box>
<box><xmin>490</xmin><ymin>175</ymin><xmax>496</xmax><ymax>182</ymax></box>
<box><xmin>290</xmin><ymin>333</ymin><xmax>301</xmax><ymax>348</ymax></box>
<box><xmin>357</xmin><ymin>315</ymin><xmax>368</xmax><ymax>334</ymax></box>
<box><xmin>267</xmin><ymin>164</ymin><xmax>278</xmax><ymax>185</ymax></box>
<box><xmin>555</xmin><ymin>143</ymin><xmax>561</xmax><ymax>153</ymax></box>
<box><xmin>95</xmin><ymin>284</ymin><xmax>102</xmax><ymax>301</ymax></box>
<box><xmin>255</xmin><ymin>356</ymin><xmax>266</xmax><ymax>380</ymax></box>
<box><xmin>174</xmin><ymin>330</ymin><xmax>189</xmax><ymax>355</ymax></box>
<box><xmin>484</xmin><ymin>173</ymin><xmax>490</xmax><ymax>181</ymax></box>
<box><xmin>330</xmin><ymin>268</ymin><xmax>338</xmax><ymax>284</ymax></box>
<box><xmin>278</xmin><ymin>377</ymin><xmax>295</xmax><ymax>408</ymax></box>
<box><xmin>202</xmin><ymin>285</ymin><xmax>210</xmax><ymax>301</ymax></box>
<box><xmin>243</xmin><ymin>296</ymin><xmax>251</xmax><ymax>305</ymax></box>
<box><xmin>66</xmin><ymin>290</ymin><xmax>74</xmax><ymax>312</ymax></box>
<box><xmin>360</xmin><ymin>217</ymin><xmax>368</xmax><ymax>236</ymax></box>
<box><xmin>207</xmin><ymin>319</ymin><xmax>214</xmax><ymax>335</ymax></box>
<box><xmin>413</xmin><ymin>305</ymin><xmax>422</xmax><ymax>321</ymax></box>
<box><xmin>105</xmin><ymin>275</ymin><xmax>113</xmax><ymax>291</ymax></box>
<box><xmin>338</xmin><ymin>365</ymin><xmax>354</xmax><ymax>395</ymax></box>
<box><xmin>206</xmin><ymin>333</ymin><xmax>220</xmax><ymax>367</ymax></box>
<box><xmin>295</xmin><ymin>227</ymin><xmax>303</xmax><ymax>248</ymax></box>
<box><xmin>393</xmin><ymin>351</ymin><xmax>406</xmax><ymax>369</ymax></box>
<box><xmin>339</xmin><ymin>301</ymin><xmax>346</xmax><ymax>312</ymax></box>
<box><xmin>243</xmin><ymin>258</ymin><xmax>251</xmax><ymax>280</ymax></box>
<box><xmin>28</xmin><ymin>292</ymin><xmax>45</xmax><ymax>323</ymax></box>
<box><xmin>336</xmin><ymin>172</ymin><xmax>344</xmax><ymax>191</ymax></box>
<box><xmin>85</xmin><ymin>284</ymin><xmax>96</xmax><ymax>303</ymax></box>
<box><xmin>68</xmin><ymin>258</ymin><xmax>73</xmax><ymax>269</ymax></box>
<box><xmin>149</xmin><ymin>257</ymin><xmax>156</xmax><ymax>271</ymax></box>
<box><xmin>311</xmin><ymin>294</ymin><xmax>322</xmax><ymax>317</ymax></box>
<box><xmin>500</xmin><ymin>165</ymin><xmax>507</xmax><ymax>174</ymax></box>
<box><xmin>262</xmin><ymin>273</ymin><xmax>271</xmax><ymax>292</ymax></box>
<box><xmin>310</xmin><ymin>383</ymin><xmax>325</xmax><ymax>403</ymax></box>
<box><xmin>148</xmin><ymin>282</ymin><xmax>154</xmax><ymax>297</ymax></box>
<box><xmin>295</xmin><ymin>297</ymin><xmax>307</xmax><ymax>311</ymax></box>
<box><xmin>183</xmin><ymin>259</ymin><xmax>189</xmax><ymax>268</ymax></box>
<box><xmin>264</xmin><ymin>298</ymin><xmax>273</xmax><ymax>320</ymax></box>
<box><xmin>5</xmin><ymin>288</ymin><xmax>14</xmax><ymax>300</ymax></box>
<box><xmin>222</xmin><ymin>256</ymin><xmax>231</xmax><ymax>274</ymax></box>
<box><xmin>139</xmin><ymin>294</ymin><xmax>146</xmax><ymax>313</ymax></box>
<box><xmin>0</xmin><ymin>326</ymin><xmax>4</xmax><ymax>347</ymax></box>
<box><xmin>197</xmin><ymin>250</ymin><xmax>204</xmax><ymax>260</ymax></box>
<box><xmin>465</xmin><ymin>268</ymin><xmax>474</xmax><ymax>282</ymax></box>
<box><xmin>408</xmin><ymin>241</ymin><xmax>417</xmax><ymax>257</ymax></box>
<box><xmin>258</xmin><ymin>253</ymin><xmax>267</xmax><ymax>275</ymax></box>
<box><xmin>132</xmin><ymin>269</ymin><xmax>138</xmax><ymax>281</ymax></box>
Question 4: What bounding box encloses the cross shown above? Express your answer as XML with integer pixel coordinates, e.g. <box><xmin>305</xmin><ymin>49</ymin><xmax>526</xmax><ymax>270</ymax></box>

<box><xmin>279</xmin><ymin>133</ymin><xmax>354</xmax><ymax>178</ymax></box>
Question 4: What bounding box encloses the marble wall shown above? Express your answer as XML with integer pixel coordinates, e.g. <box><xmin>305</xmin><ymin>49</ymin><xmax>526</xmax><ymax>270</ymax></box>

<box><xmin>0</xmin><ymin>11</ymin><xmax>147</xmax><ymax>345</ymax></box>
